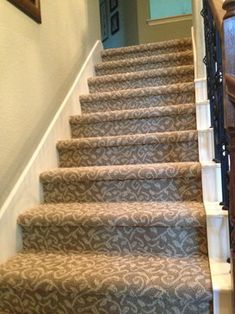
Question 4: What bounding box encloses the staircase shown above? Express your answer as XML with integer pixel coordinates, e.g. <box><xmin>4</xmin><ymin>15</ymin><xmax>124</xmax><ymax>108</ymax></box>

<box><xmin>0</xmin><ymin>38</ymin><xmax>213</xmax><ymax>313</ymax></box>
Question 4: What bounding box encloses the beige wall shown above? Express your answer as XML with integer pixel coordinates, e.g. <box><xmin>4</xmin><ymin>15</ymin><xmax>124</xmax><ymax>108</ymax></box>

<box><xmin>0</xmin><ymin>0</ymin><xmax>100</xmax><ymax>207</ymax></box>
<box><xmin>137</xmin><ymin>0</ymin><xmax>192</xmax><ymax>43</ymax></box>
<box><xmin>123</xmin><ymin>0</ymin><xmax>139</xmax><ymax>46</ymax></box>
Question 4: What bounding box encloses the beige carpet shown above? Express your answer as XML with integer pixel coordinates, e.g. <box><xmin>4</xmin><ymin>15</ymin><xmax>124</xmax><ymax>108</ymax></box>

<box><xmin>0</xmin><ymin>37</ymin><xmax>213</xmax><ymax>313</ymax></box>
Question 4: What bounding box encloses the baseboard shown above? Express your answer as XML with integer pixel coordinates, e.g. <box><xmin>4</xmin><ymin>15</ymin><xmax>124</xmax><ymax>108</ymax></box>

<box><xmin>201</xmin><ymin>162</ymin><xmax>222</xmax><ymax>202</ymax></box>
<box><xmin>147</xmin><ymin>14</ymin><xmax>192</xmax><ymax>26</ymax></box>
<box><xmin>196</xmin><ymin>100</ymin><xmax>211</xmax><ymax>129</ymax></box>
<box><xmin>210</xmin><ymin>260</ymin><xmax>233</xmax><ymax>314</ymax></box>
<box><xmin>198</xmin><ymin>128</ymin><xmax>214</xmax><ymax>162</ymax></box>
<box><xmin>0</xmin><ymin>40</ymin><xmax>103</xmax><ymax>264</ymax></box>
<box><xmin>205</xmin><ymin>202</ymin><xmax>230</xmax><ymax>261</ymax></box>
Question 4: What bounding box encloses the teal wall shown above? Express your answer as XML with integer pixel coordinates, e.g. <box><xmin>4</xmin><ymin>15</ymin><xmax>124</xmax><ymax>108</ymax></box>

<box><xmin>149</xmin><ymin>0</ymin><xmax>192</xmax><ymax>19</ymax></box>
<box><xmin>102</xmin><ymin>0</ymin><xmax>138</xmax><ymax>49</ymax></box>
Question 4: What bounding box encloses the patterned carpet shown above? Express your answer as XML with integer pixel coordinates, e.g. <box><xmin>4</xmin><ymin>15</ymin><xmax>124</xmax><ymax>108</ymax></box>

<box><xmin>0</xmin><ymin>37</ymin><xmax>213</xmax><ymax>313</ymax></box>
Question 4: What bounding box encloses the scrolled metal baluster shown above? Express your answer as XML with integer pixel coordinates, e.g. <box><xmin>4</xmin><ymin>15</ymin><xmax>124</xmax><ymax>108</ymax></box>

<box><xmin>202</xmin><ymin>0</ymin><xmax>230</xmax><ymax>209</ymax></box>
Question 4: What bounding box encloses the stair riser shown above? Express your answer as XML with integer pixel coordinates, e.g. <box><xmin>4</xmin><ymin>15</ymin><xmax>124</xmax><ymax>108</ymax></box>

<box><xmin>80</xmin><ymin>92</ymin><xmax>195</xmax><ymax>113</ymax></box>
<box><xmin>21</xmin><ymin>225</ymin><xmax>207</xmax><ymax>256</ymax></box>
<box><xmin>42</xmin><ymin>177</ymin><xmax>202</xmax><ymax>203</ymax></box>
<box><xmin>0</xmin><ymin>289</ymin><xmax>212</xmax><ymax>314</ymax></box>
<box><xmin>96</xmin><ymin>56</ymin><xmax>193</xmax><ymax>76</ymax></box>
<box><xmin>89</xmin><ymin>73</ymin><xmax>194</xmax><ymax>93</ymax></box>
<box><xmin>102</xmin><ymin>45</ymin><xmax>192</xmax><ymax>62</ymax></box>
<box><xmin>58</xmin><ymin>142</ymin><xmax>199</xmax><ymax>167</ymax></box>
<box><xmin>71</xmin><ymin>113</ymin><xmax>196</xmax><ymax>138</ymax></box>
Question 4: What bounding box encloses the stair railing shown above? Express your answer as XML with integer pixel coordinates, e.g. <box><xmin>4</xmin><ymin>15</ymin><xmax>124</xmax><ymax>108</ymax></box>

<box><xmin>201</xmin><ymin>0</ymin><xmax>235</xmax><ymax>309</ymax></box>
<box><xmin>201</xmin><ymin>0</ymin><xmax>229</xmax><ymax>209</ymax></box>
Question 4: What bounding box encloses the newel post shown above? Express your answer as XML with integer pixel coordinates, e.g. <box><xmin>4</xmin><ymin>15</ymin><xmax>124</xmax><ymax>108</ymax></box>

<box><xmin>223</xmin><ymin>0</ymin><xmax>235</xmax><ymax>310</ymax></box>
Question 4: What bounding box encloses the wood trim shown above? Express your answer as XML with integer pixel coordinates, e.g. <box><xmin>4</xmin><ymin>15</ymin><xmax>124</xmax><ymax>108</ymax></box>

<box><xmin>223</xmin><ymin>0</ymin><xmax>235</xmax><ymax>19</ymax></box>
<box><xmin>223</xmin><ymin>4</ymin><xmax>235</xmax><ymax>128</ymax></box>
<box><xmin>226</xmin><ymin>74</ymin><xmax>235</xmax><ymax>104</ymax></box>
<box><xmin>208</xmin><ymin>0</ymin><xmax>225</xmax><ymax>33</ymax></box>
<box><xmin>7</xmin><ymin>0</ymin><xmax>41</xmax><ymax>24</ymax></box>
<box><xmin>147</xmin><ymin>14</ymin><xmax>192</xmax><ymax>26</ymax></box>
<box><xmin>223</xmin><ymin>0</ymin><xmax>235</xmax><ymax>309</ymax></box>
<box><xmin>227</xmin><ymin>127</ymin><xmax>235</xmax><ymax>314</ymax></box>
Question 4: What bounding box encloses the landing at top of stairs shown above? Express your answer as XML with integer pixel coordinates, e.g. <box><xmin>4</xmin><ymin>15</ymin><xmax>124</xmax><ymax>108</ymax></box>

<box><xmin>101</xmin><ymin>37</ymin><xmax>192</xmax><ymax>61</ymax></box>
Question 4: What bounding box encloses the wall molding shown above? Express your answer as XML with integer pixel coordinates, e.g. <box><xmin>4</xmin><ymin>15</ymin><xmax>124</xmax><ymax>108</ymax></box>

<box><xmin>147</xmin><ymin>14</ymin><xmax>192</xmax><ymax>26</ymax></box>
<box><xmin>0</xmin><ymin>40</ymin><xmax>103</xmax><ymax>264</ymax></box>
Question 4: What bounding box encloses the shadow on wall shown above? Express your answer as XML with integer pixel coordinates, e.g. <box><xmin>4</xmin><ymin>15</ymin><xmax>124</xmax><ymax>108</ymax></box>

<box><xmin>136</xmin><ymin>0</ymin><xmax>192</xmax><ymax>44</ymax></box>
<box><xmin>99</xmin><ymin>0</ymin><xmax>139</xmax><ymax>49</ymax></box>
<box><xmin>99</xmin><ymin>0</ymin><xmax>192</xmax><ymax>48</ymax></box>
<box><xmin>0</xmin><ymin>0</ymin><xmax>101</xmax><ymax>209</ymax></box>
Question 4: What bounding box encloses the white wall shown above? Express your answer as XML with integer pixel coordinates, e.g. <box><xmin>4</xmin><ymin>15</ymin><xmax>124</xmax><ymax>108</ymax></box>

<box><xmin>0</xmin><ymin>0</ymin><xmax>101</xmax><ymax>208</ymax></box>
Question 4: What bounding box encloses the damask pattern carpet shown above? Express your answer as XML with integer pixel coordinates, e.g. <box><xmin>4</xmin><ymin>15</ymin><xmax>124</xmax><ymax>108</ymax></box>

<box><xmin>0</xmin><ymin>37</ymin><xmax>213</xmax><ymax>313</ymax></box>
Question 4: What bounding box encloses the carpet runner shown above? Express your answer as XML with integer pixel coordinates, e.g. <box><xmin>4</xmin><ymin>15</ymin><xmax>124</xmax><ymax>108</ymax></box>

<box><xmin>0</xmin><ymin>37</ymin><xmax>213</xmax><ymax>313</ymax></box>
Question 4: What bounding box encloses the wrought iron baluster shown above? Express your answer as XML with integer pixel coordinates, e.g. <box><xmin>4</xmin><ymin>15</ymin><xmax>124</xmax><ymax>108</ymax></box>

<box><xmin>202</xmin><ymin>0</ymin><xmax>229</xmax><ymax>209</ymax></box>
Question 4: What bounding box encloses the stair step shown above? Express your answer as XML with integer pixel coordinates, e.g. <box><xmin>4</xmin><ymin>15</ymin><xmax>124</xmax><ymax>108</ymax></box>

<box><xmin>70</xmin><ymin>103</ymin><xmax>196</xmax><ymax>138</ymax></box>
<box><xmin>19</xmin><ymin>201</ymin><xmax>206</xmax><ymax>228</ymax></box>
<box><xmin>0</xmin><ymin>36</ymin><xmax>213</xmax><ymax>314</ymax></box>
<box><xmin>88</xmin><ymin>65</ymin><xmax>194</xmax><ymax>93</ymax></box>
<box><xmin>96</xmin><ymin>50</ymin><xmax>193</xmax><ymax>76</ymax></box>
<box><xmin>0</xmin><ymin>252</ymin><xmax>213</xmax><ymax>313</ymax></box>
<box><xmin>102</xmin><ymin>37</ymin><xmax>192</xmax><ymax>61</ymax></box>
<box><xmin>40</xmin><ymin>162</ymin><xmax>202</xmax><ymax>203</ymax></box>
<box><xmin>80</xmin><ymin>82</ymin><xmax>195</xmax><ymax>113</ymax></box>
<box><xmin>57</xmin><ymin>130</ymin><xmax>198</xmax><ymax>167</ymax></box>
<box><xmin>18</xmin><ymin>201</ymin><xmax>207</xmax><ymax>256</ymax></box>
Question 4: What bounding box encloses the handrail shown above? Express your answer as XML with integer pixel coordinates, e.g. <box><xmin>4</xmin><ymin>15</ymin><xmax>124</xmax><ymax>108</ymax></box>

<box><xmin>222</xmin><ymin>0</ymin><xmax>235</xmax><ymax>311</ymax></box>
<box><xmin>208</xmin><ymin>0</ymin><xmax>225</xmax><ymax>32</ymax></box>
<box><xmin>223</xmin><ymin>0</ymin><xmax>235</xmax><ymax>129</ymax></box>
<box><xmin>223</xmin><ymin>0</ymin><xmax>235</xmax><ymax>20</ymax></box>
<box><xmin>226</xmin><ymin>75</ymin><xmax>235</xmax><ymax>104</ymax></box>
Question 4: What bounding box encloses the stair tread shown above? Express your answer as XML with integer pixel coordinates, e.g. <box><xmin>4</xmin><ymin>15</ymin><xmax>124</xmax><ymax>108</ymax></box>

<box><xmin>89</xmin><ymin>65</ymin><xmax>194</xmax><ymax>85</ymax></box>
<box><xmin>70</xmin><ymin>103</ymin><xmax>195</xmax><ymax>125</ymax></box>
<box><xmin>80</xmin><ymin>82</ymin><xmax>194</xmax><ymax>102</ymax></box>
<box><xmin>102</xmin><ymin>37</ymin><xmax>192</xmax><ymax>58</ymax></box>
<box><xmin>0</xmin><ymin>251</ymin><xmax>212</xmax><ymax>299</ymax></box>
<box><xmin>96</xmin><ymin>50</ymin><xmax>193</xmax><ymax>72</ymax></box>
<box><xmin>18</xmin><ymin>201</ymin><xmax>205</xmax><ymax>228</ymax></box>
<box><xmin>57</xmin><ymin>130</ymin><xmax>198</xmax><ymax>150</ymax></box>
<box><xmin>0</xmin><ymin>37</ymin><xmax>212</xmax><ymax>313</ymax></box>
<box><xmin>40</xmin><ymin>162</ymin><xmax>201</xmax><ymax>183</ymax></box>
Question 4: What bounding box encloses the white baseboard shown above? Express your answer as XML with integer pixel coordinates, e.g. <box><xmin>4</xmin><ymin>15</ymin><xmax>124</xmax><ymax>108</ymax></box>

<box><xmin>0</xmin><ymin>40</ymin><xmax>103</xmax><ymax>264</ymax></box>
<box><xmin>196</xmin><ymin>100</ymin><xmax>211</xmax><ymax>129</ymax></box>
<box><xmin>210</xmin><ymin>260</ymin><xmax>233</xmax><ymax>314</ymax></box>
<box><xmin>205</xmin><ymin>202</ymin><xmax>230</xmax><ymax>261</ymax></box>
<box><xmin>198</xmin><ymin>128</ymin><xmax>214</xmax><ymax>162</ymax></box>
<box><xmin>194</xmin><ymin>77</ymin><xmax>208</xmax><ymax>102</ymax></box>
<box><xmin>201</xmin><ymin>162</ymin><xmax>222</xmax><ymax>203</ymax></box>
